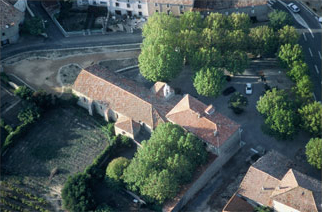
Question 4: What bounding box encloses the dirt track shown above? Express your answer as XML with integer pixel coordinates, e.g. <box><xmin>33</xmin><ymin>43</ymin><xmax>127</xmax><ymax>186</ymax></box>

<box><xmin>3</xmin><ymin>50</ymin><xmax>140</xmax><ymax>94</ymax></box>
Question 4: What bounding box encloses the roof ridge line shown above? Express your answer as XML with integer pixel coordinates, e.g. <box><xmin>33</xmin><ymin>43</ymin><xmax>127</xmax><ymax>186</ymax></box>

<box><xmin>82</xmin><ymin>69</ymin><xmax>155</xmax><ymax>126</ymax></box>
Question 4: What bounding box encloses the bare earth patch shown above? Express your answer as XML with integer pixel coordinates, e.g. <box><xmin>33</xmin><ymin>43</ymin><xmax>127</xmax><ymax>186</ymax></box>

<box><xmin>58</xmin><ymin>63</ymin><xmax>82</xmax><ymax>87</ymax></box>
<box><xmin>99</xmin><ymin>58</ymin><xmax>138</xmax><ymax>72</ymax></box>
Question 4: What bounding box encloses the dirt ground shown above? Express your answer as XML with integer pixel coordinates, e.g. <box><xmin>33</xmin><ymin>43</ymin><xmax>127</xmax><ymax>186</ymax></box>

<box><xmin>2</xmin><ymin>50</ymin><xmax>140</xmax><ymax>95</ymax></box>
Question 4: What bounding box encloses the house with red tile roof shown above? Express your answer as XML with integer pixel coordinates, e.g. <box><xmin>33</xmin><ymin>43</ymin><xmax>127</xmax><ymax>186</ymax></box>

<box><xmin>223</xmin><ymin>151</ymin><xmax>322</xmax><ymax>212</ymax></box>
<box><xmin>166</xmin><ymin>94</ymin><xmax>241</xmax><ymax>155</ymax></box>
<box><xmin>72</xmin><ymin>64</ymin><xmax>181</xmax><ymax>140</ymax></box>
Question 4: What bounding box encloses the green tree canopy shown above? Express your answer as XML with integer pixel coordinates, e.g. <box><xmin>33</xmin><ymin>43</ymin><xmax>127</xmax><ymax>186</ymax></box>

<box><xmin>22</xmin><ymin>16</ymin><xmax>44</xmax><ymax>35</ymax></box>
<box><xmin>123</xmin><ymin>123</ymin><xmax>207</xmax><ymax>204</ymax></box>
<box><xmin>193</xmin><ymin>67</ymin><xmax>226</xmax><ymax>97</ymax></box>
<box><xmin>61</xmin><ymin>173</ymin><xmax>96</xmax><ymax>212</ymax></box>
<box><xmin>278</xmin><ymin>44</ymin><xmax>304</xmax><ymax>68</ymax></box>
<box><xmin>228</xmin><ymin>13</ymin><xmax>251</xmax><ymax>33</ymax></box>
<box><xmin>223</xmin><ymin>50</ymin><xmax>249</xmax><ymax>75</ymax></box>
<box><xmin>278</xmin><ymin>25</ymin><xmax>299</xmax><ymax>46</ymax></box>
<box><xmin>18</xmin><ymin>106</ymin><xmax>40</xmax><ymax>124</ymax></box>
<box><xmin>179</xmin><ymin>11</ymin><xmax>204</xmax><ymax>32</ymax></box>
<box><xmin>292</xmin><ymin>75</ymin><xmax>314</xmax><ymax>104</ymax></box>
<box><xmin>191</xmin><ymin>47</ymin><xmax>222</xmax><ymax>72</ymax></box>
<box><xmin>106</xmin><ymin>157</ymin><xmax>130</xmax><ymax>183</ymax></box>
<box><xmin>139</xmin><ymin>39</ymin><xmax>183</xmax><ymax>82</ymax></box>
<box><xmin>306</xmin><ymin>138</ymin><xmax>322</xmax><ymax>169</ymax></box>
<box><xmin>179</xmin><ymin>29</ymin><xmax>202</xmax><ymax>61</ymax></box>
<box><xmin>227</xmin><ymin>30</ymin><xmax>249</xmax><ymax>51</ymax></box>
<box><xmin>228</xmin><ymin>92</ymin><xmax>248</xmax><ymax>114</ymax></box>
<box><xmin>257</xmin><ymin>88</ymin><xmax>297</xmax><ymax>139</ymax></box>
<box><xmin>205</xmin><ymin>12</ymin><xmax>231</xmax><ymax>30</ymax></box>
<box><xmin>298</xmin><ymin>102</ymin><xmax>322</xmax><ymax>137</ymax></box>
<box><xmin>14</xmin><ymin>86</ymin><xmax>33</xmax><ymax>101</ymax></box>
<box><xmin>249</xmin><ymin>26</ymin><xmax>278</xmax><ymax>56</ymax></box>
<box><xmin>268</xmin><ymin>10</ymin><xmax>292</xmax><ymax>31</ymax></box>
<box><xmin>287</xmin><ymin>61</ymin><xmax>309</xmax><ymax>82</ymax></box>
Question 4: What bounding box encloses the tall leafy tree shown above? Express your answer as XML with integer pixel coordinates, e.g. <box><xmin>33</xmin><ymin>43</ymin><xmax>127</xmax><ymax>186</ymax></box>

<box><xmin>179</xmin><ymin>11</ymin><xmax>204</xmax><ymax>32</ymax></box>
<box><xmin>61</xmin><ymin>173</ymin><xmax>96</xmax><ymax>212</ymax></box>
<box><xmin>298</xmin><ymin>102</ymin><xmax>322</xmax><ymax>137</ymax></box>
<box><xmin>292</xmin><ymin>75</ymin><xmax>314</xmax><ymax>104</ymax></box>
<box><xmin>287</xmin><ymin>61</ymin><xmax>309</xmax><ymax>82</ymax></box>
<box><xmin>278</xmin><ymin>44</ymin><xmax>304</xmax><ymax>68</ymax></box>
<box><xmin>223</xmin><ymin>50</ymin><xmax>249</xmax><ymax>75</ymax></box>
<box><xmin>278</xmin><ymin>25</ymin><xmax>299</xmax><ymax>46</ymax></box>
<box><xmin>249</xmin><ymin>26</ymin><xmax>278</xmax><ymax>57</ymax></box>
<box><xmin>205</xmin><ymin>12</ymin><xmax>231</xmax><ymax>30</ymax></box>
<box><xmin>257</xmin><ymin>89</ymin><xmax>297</xmax><ymax>139</ymax></box>
<box><xmin>191</xmin><ymin>47</ymin><xmax>223</xmax><ymax>72</ymax></box>
<box><xmin>227</xmin><ymin>30</ymin><xmax>249</xmax><ymax>51</ymax></box>
<box><xmin>123</xmin><ymin>123</ymin><xmax>207</xmax><ymax>204</ymax></box>
<box><xmin>193</xmin><ymin>67</ymin><xmax>226</xmax><ymax>97</ymax></box>
<box><xmin>229</xmin><ymin>13</ymin><xmax>251</xmax><ymax>33</ymax></box>
<box><xmin>306</xmin><ymin>138</ymin><xmax>322</xmax><ymax>169</ymax></box>
<box><xmin>268</xmin><ymin>10</ymin><xmax>292</xmax><ymax>31</ymax></box>
<box><xmin>139</xmin><ymin>39</ymin><xmax>183</xmax><ymax>82</ymax></box>
<box><xmin>179</xmin><ymin>29</ymin><xmax>202</xmax><ymax>62</ymax></box>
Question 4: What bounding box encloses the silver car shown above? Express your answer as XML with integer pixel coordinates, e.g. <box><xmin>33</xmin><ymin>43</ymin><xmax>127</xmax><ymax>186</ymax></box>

<box><xmin>288</xmin><ymin>3</ymin><xmax>300</xmax><ymax>13</ymax></box>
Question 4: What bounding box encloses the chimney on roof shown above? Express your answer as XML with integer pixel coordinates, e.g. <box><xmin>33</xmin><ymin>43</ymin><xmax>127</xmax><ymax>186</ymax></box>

<box><xmin>205</xmin><ymin>104</ymin><xmax>215</xmax><ymax>115</ymax></box>
<box><xmin>214</xmin><ymin>130</ymin><xmax>218</xmax><ymax>137</ymax></box>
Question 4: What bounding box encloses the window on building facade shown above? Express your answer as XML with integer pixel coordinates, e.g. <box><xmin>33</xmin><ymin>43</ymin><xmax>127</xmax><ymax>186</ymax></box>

<box><xmin>115</xmin><ymin>2</ymin><xmax>119</xmax><ymax>6</ymax></box>
<box><xmin>138</xmin><ymin>4</ymin><xmax>141</xmax><ymax>9</ymax></box>
<box><xmin>167</xmin><ymin>4</ymin><xmax>169</xmax><ymax>8</ymax></box>
<box><xmin>127</xmin><ymin>3</ymin><xmax>130</xmax><ymax>8</ymax></box>
<box><xmin>139</xmin><ymin>11</ymin><xmax>142</xmax><ymax>16</ymax></box>
<box><xmin>100</xmin><ymin>1</ymin><xmax>107</xmax><ymax>5</ymax></box>
<box><xmin>180</xmin><ymin>5</ymin><xmax>184</xmax><ymax>9</ymax></box>
<box><xmin>167</xmin><ymin>10</ymin><xmax>170</xmax><ymax>15</ymax></box>
<box><xmin>180</xmin><ymin>11</ymin><xmax>184</xmax><ymax>14</ymax></box>
<box><xmin>2</xmin><ymin>33</ymin><xmax>5</xmax><ymax>36</ymax></box>
<box><xmin>155</xmin><ymin>3</ymin><xmax>157</xmax><ymax>6</ymax></box>
<box><xmin>83</xmin><ymin>97</ymin><xmax>87</xmax><ymax>102</ymax></box>
<box><xmin>155</xmin><ymin>9</ymin><xmax>158</xmax><ymax>12</ymax></box>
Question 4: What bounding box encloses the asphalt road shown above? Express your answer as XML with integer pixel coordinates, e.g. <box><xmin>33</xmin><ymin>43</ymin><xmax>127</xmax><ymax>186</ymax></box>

<box><xmin>271</xmin><ymin>0</ymin><xmax>322</xmax><ymax>101</ymax></box>
<box><xmin>1</xmin><ymin>1</ymin><xmax>142</xmax><ymax>60</ymax></box>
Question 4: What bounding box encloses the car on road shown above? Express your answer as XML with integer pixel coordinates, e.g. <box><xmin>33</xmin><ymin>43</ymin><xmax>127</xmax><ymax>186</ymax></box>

<box><xmin>245</xmin><ymin>83</ymin><xmax>252</xmax><ymax>95</ymax></box>
<box><xmin>222</xmin><ymin>86</ymin><xmax>236</xmax><ymax>96</ymax></box>
<box><xmin>287</xmin><ymin>3</ymin><xmax>300</xmax><ymax>13</ymax></box>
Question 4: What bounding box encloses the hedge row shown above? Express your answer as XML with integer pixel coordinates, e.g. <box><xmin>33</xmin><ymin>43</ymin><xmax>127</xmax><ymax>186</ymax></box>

<box><xmin>2</xmin><ymin>123</ymin><xmax>31</xmax><ymax>154</ymax></box>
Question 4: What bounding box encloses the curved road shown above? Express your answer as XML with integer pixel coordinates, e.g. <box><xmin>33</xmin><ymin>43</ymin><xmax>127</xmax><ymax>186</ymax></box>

<box><xmin>271</xmin><ymin>0</ymin><xmax>322</xmax><ymax>101</ymax></box>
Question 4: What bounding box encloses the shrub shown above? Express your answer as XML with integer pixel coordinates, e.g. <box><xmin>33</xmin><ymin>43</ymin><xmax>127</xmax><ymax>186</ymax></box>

<box><xmin>61</xmin><ymin>173</ymin><xmax>96</xmax><ymax>212</ymax></box>
<box><xmin>32</xmin><ymin>90</ymin><xmax>52</xmax><ymax>109</ymax></box>
<box><xmin>228</xmin><ymin>92</ymin><xmax>248</xmax><ymax>114</ymax></box>
<box><xmin>2</xmin><ymin>123</ymin><xmax>30</xmax><ymax>153</ymax></box>
<box><xmin>14</xmin><ymin>86</ymin><xmax>33</xmax><ymax>101</ymax></box>
<box><xmin>298</xmin><ymin>102</ymin><xmax>322</xmax><ymax>137</ymax></box>
<box><xmin>268</xmin><ymin>10</ymin><xmax>292</xmax><ymax>31</ymax></box>
<box><xmin>0</xmin><ymin>72</ymin><xmax>9</xmax><ymax>85</ymax></box>
<box><xmin>305</xmin><ymin>138</ymin><xmax>322</xmax><ymax>169</ymax></box>
<box><xmin>22</xmin><ymin>16</ymin><xmax>44</xmax><ymax>35</ymax></box>
<box><xmin>120</xmin><ymin>135</ymin><xmax>132</xmax><ymax>148</ymax></box>
<box><xmin>106</xmin><ymin>157</ymin><xmax>130</xmax><ymax>183</ymax></box>
<box><xmin>18</xmin><ymin>106</ymin><xmax>40</xmax><ymax>124</ymax></box>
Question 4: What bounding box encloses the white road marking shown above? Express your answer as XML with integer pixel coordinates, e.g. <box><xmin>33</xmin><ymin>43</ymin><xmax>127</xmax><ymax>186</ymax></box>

<box><xmin>309</xmin><ymin>48</ymin><xmax>313</xmax><ymax>57</ymax></box>
<box><xmin>303</xmin><ymin>32</ymin><xmax>307</xmax><ymax>41</ymax></box>
<box><xmin>308</xmin><ymin>28</ymin><xmax>314</xmax><ymax>38</ymax></box>
<box><xmin>318</xmin><ymin>51</ymin><xmax>322</xmax><ymax>60</ymax></box>
<box><xmin>315</xmin><ymin>65</ymin><xmax>319</xmax><ymax>74</ymax></box>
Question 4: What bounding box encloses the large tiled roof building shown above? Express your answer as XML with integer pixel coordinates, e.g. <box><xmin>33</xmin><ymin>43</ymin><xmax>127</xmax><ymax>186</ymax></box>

<box><xmin>223</xmin><ymin>151</ymin><xmax>322</xmax><ymax>212</ymax></box>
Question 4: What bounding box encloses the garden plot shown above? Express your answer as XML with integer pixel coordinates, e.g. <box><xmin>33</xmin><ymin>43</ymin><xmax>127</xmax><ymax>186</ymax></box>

<box><xmin>58</xmin><ymin>63</ymin><xmax>82</xmax><ymax>87</ymax></box>
<box><xmin>1</xmin><ymin>106</ymin><xmax>108</xmax><ymax>193</ymax></box>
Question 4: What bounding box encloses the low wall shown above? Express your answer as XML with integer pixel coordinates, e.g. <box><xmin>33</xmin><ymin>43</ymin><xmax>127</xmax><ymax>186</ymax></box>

<box><xmin>167</xmin><ymin>144</ymin><xmax>241</xmax><ymax>212</ymax></box>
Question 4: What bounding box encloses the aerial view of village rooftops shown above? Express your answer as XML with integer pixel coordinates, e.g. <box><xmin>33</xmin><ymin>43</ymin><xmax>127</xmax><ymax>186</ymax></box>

<box><xmin>1</xmin><ymin>0</ymin><xmax>322</xmax><ymax>211</ymax></box>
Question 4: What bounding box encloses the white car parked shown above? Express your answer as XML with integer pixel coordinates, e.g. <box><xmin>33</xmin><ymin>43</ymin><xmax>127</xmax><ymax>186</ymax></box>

<box><xmin>245</xmin><ymin>83</ymin><xmax>252</xmax><ymax>95</ymax></box>
<box><xmin>288</xmin><ymin>3</ymin><xmax>300</xmax><ymax>13</ymax></box>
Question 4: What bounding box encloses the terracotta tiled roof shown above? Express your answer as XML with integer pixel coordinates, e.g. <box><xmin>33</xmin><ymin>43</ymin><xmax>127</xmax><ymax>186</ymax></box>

<box><xmin>270</xmin><ymin>169</ymin><xmax>321</xmax><ymax>212</ymax></box>
<box><xmin>166</xmin><ymin>94</ymin><xmax>240</xmax><ymax>147</ymax></box>
<box><xmin>0</xmin><ymin>0</ymin><xmax>24</xmax><ymax>30</ymax></box>
<box><xmin>238</xmin><ymin>166</ymin><xmax>280</xmax><ymax>207</ymax></box>
<box><xmin>73</xmin><ymin>65</ymin><xmax>180</xmax><ymax>129</ymax></box>
<box><xmin>222</xmin><ymin>193</ymin><xmax>254</xmax><ymax>212</ymax></box>
<box><xmin>115</xmin><ymin>117</ymin><xmax>141</xmax><ymax>135</ymax></box>
<box><xmin>236</xmin><ymin>151</ymin><xmax>322</xmax><ymax>212</ymax></box>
